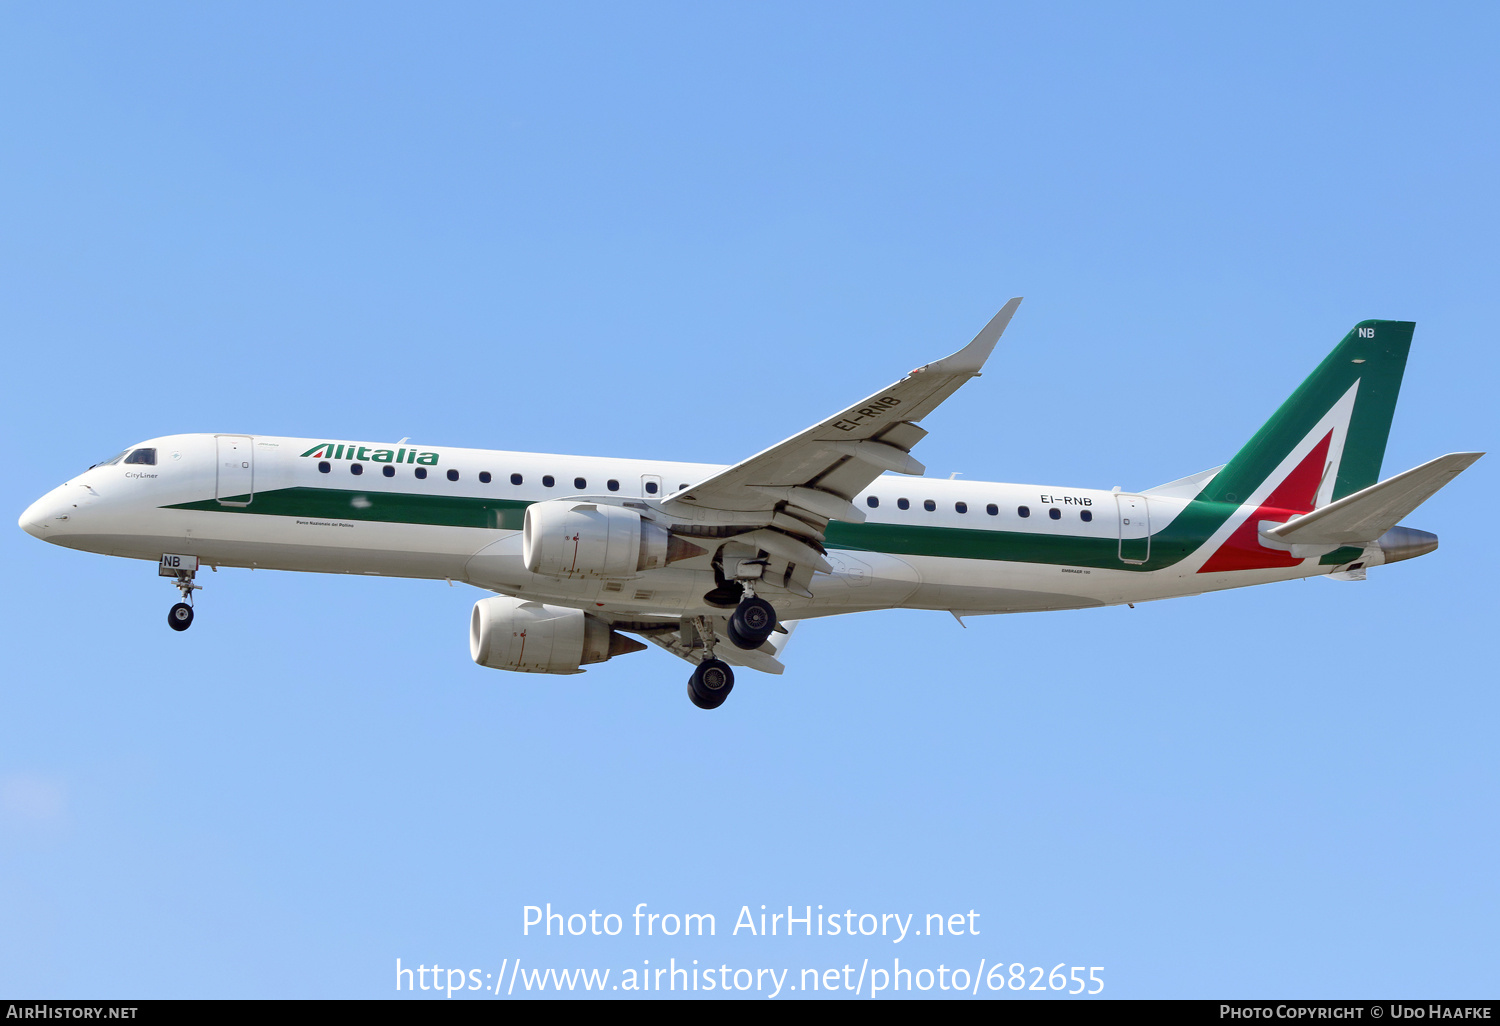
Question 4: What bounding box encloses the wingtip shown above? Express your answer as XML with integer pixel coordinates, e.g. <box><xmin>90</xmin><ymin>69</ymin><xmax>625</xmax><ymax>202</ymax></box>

<box><xmin>915</xmin><ymin>298</ymin><xmax>1023</xmax><ymax>376</ymax></box>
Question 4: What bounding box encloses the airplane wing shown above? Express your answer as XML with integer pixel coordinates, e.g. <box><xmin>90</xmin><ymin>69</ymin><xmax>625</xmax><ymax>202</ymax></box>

<box><xmin>659</xmin><ymin>299</ymin><xmax>1022</xmax><ymax>569</ymax></box>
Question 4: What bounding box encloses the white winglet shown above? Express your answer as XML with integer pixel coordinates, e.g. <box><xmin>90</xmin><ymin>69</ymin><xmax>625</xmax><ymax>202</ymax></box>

<box><xmin>913</xmin><ymin>297</ymin><xmax>1022</xmax><ymax>376</ymax></box>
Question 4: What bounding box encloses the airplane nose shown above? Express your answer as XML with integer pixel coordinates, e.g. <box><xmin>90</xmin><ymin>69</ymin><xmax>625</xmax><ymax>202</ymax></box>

<box><xmin>18</xmin><ymin>487</ymin><xmax>72</xmax><ymax>541</ymax></box>
<box><xmin>19</xmin><ymin>497</ymin><xmax>49</xmax><ymax>539</ymax></box>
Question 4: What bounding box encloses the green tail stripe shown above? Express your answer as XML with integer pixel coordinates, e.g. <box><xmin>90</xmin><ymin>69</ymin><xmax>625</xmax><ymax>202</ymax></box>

<box><xmin>1201</xmin><ymin>319</ymin><xmax>1413</xmax><ymax>505</ymax></box>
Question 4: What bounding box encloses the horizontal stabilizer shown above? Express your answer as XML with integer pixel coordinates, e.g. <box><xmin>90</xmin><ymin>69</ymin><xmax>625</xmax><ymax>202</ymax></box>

<box><xmin>1263</xmin><ymin>452</ymin><xmax>1483</xmax><ymax>548</ymax></box>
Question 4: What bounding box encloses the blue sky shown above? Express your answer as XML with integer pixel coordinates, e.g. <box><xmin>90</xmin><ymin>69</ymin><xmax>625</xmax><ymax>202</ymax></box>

<box><xmin>1</xmin><ymin>2</ymin><xmax>1495</xmax><ymax>999</ymax></box>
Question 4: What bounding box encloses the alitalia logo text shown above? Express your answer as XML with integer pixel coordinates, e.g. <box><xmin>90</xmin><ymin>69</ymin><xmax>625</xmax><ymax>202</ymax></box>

<box><xmin>300</xmin><ymin>443</ymin><xmax>440</xmax><ymax>466</ymax></box>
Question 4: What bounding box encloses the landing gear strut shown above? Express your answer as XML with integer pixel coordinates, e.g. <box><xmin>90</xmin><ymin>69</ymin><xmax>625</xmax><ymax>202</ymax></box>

<box><xmin>686</xmin><ymin>616</ymin><xmax>734</xmax><ymax>710</ymax></box>
<box><xmin>161</xmin><ymin>554</ymin><xmax>201</xmax><ymax>632</ymax></box>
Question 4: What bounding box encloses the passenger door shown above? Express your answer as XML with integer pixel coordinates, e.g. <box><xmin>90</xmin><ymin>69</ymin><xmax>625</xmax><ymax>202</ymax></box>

<box><xmin>215</xmin><ymin>435</ymin><xmax>254</xmax><ymax>506</ymax></box>
<box><xmin>1115</xmin><ymin>493</ymin><xmax>1150</xmax><ymax>564</ymax></box>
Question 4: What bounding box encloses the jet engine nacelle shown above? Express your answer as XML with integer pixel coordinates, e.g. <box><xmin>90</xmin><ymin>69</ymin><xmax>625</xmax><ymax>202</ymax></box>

<box><xmin>470</xmin><ymin>595</ymin><xmax>645</xmax><ymax>674</ymax></box>
<box><xmin>523</xmin><ymin>500</ymin><xmax>695</xmax><ymax>579</ymax></box>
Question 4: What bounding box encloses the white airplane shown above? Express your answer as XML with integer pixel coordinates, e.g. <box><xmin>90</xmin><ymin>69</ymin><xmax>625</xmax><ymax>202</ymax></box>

<box><xmin>19</xmin><ymin>300</ymin><xmax>1482</xmax><ymax>709</ymax></box>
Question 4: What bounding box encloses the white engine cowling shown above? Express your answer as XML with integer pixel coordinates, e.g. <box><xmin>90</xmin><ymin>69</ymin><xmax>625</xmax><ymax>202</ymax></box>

<box><xmin>522</xmin><ymin>501</ymin><xmax>671</xmax><ymax>579</ymax></box>
<box><xmin>470</xmin><ymin>596</ymin><xmax>644</xmax><ymax>674</ymax></box>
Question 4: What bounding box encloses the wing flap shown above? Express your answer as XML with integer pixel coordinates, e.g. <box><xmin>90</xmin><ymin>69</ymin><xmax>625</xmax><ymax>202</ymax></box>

<box><xmin>747</xmin><ymin>485</ymin><xmax>866</xmax><ymax>524</ymax></box>
<box><xmin>634</xmin><ymin>619</ymin><xmax>800</xmax><ymax>675</ymax></box>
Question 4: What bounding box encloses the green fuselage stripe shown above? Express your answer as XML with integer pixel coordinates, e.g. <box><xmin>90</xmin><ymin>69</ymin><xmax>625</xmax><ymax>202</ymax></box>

<box><xmin>166</xmin><ymin>487</ymin><xmax>1361</xmax><ymax>571</ymax></box>
<box><xmin>174</xmin><ymin>487</ymin><xmax>531</xmax><ymax>531</ymax></box>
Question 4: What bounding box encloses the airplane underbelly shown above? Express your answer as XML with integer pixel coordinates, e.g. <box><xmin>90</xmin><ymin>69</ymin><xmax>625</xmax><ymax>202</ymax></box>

<box><xmin>135</xmin><ymin>508</ymin><xmax>477</xmax><ymax>578</ymax></box>
<box><xmin>805</xmin><ymin>550</ymin><xmax>921</xmax><ymax>612</ymax></box>
<box><xmin>895</xmin><ymin>554</ymin><xmax>1108</xmax><ymax>613</ymax></box>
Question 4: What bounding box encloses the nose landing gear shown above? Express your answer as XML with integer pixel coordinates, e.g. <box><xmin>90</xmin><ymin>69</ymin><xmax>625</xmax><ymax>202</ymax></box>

<box><xmin>168</xmin><ymin>602</ymin><xmax>194</xmax><ymax>631</ymax></box>
<box><xmin>160</xmin><ymin>553</ymin><xmax>201</xmax><ymax>632</ymax></box>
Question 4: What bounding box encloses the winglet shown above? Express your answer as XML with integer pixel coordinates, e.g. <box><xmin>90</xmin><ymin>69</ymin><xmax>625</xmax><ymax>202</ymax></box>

<box><xmin>914</xmin><ymin>297</ymin><xmax>1023</xmax><ymax>376</ymax></box>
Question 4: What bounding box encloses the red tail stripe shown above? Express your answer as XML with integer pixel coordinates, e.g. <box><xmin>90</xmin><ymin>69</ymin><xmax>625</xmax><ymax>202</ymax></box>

<box><xmin>1197</xmin><ymin>431</ymin><xmax>1333</xmax><ymax>574</ymax></box>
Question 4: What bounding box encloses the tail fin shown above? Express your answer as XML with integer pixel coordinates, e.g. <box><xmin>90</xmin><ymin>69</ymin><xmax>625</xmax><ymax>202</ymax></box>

<box><xmin>1199</xmin><ymin>319</ymin><xmax>1414</xmax><ymax>510</ymax></box>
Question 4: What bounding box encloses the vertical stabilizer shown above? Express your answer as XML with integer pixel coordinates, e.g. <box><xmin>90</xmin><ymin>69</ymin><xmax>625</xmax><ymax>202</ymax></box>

<box><xmin>1200</xmin><ymin>320</ymin><xmax>1413</xmax><ymax>508</ymax></box>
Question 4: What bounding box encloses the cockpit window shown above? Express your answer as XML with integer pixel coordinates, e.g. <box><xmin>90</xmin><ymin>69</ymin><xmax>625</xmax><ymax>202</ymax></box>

<box><xmin>91</xmin><ymin>450</ymin><xmax>131</xmax><ymax>469</ymax></box>
<box><xmin>123</xmin><ymin>448</ymin><xmax>157</xmax><ymax>466</ymax></box>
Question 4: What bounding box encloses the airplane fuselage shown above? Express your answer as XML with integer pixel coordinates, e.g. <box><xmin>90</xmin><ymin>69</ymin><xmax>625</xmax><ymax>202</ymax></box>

<box><xmin>20</xmin><ymin>432</ymin><xmax>1399</xmax><ymax>624</ymax></box>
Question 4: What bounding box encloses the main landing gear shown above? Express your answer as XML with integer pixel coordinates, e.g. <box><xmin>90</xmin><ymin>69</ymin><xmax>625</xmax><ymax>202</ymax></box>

<box><xmin>160</xmin><ymin>554</ymin><xmax>202</xmax><ymax>632</ymax></box>
<box><xmin>727</xmin><ymin>595</ymin><xmax>776</xmax><ymax>650</ymax></box>
<box><xmin>688</xmin><ymin>659</ymin><xmax>734</xmax><ymax>710</ymax></box>
<box><xmin>685</xmin><ymin>589</ymin><xmax>780</xmax><ymax>710</ymax></box>
<box><xmin>686</xmin><ymin>616</ymin><xmax>734</xmax><ymax>710</ymax></box>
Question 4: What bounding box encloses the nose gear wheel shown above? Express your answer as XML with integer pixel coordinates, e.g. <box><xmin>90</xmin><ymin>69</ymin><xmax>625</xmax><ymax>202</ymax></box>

<box><xmin>168</xmin><ymin>602</ymin><xmax>194</xmax><ymax>631</ymax></box>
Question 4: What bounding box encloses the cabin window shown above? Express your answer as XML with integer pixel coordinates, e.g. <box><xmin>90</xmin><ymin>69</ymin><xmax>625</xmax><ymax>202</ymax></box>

<box><xmin>510</xmin><ymin>473</ymin><xmax>522</xmax><ymax>485</ymax></box>
<box><xmin>986</xmin><ymin>503</ymin><xmax>998</xmax><ymax>516</ymax></box>
<box><xmin>923</xmin><ymin>499</ymin><xmax>936</xmax><ymax>512</ymax></box>
<box><xmin>644</xmin><ymin>481</ymin><xmax>658</xmax><ymax>494</ymax></box>
<box><xmin>448</xmin><ymin>469</ymin><xmax>460</xmax><ymax>482</ymax></box>
<box><xmin>318</xmin><ymin>461</ymin><xmax>330</xmax><ymax>474</ymax></box>
<box><xmin>607</xmin><ymin>479</ymin><xmax>620</xmax><ymax>492</ymax></box>
<box><xmin>867</xmin><ymin>496</ymin><xmax>879</xmax><ymax>508</ymax></box>
<box><xmin>479</xmin><ymin>471</ymin><xmax>492</xmax><ymax>484</ymax></box>
<box><xmin>1081</xmin><ymin>509</ymin><xmax>1093</xmax><ymax>523</ymax></box>
<box><xmin>955</xmin><ymin>501</ymin><xmax>968</xmax><ymax>514</ymax></box>
<box><xmin>575</xmin><ymin>477</ymin><xmax>587</xmax><ymax>490</ymax></box>
<box><xmin>1018</xmin><ymin>505</ymin><xmax>1030</xmax><ymax>518</ymax></box>
<box><xmin>350</xmin><ymin>463</ymin><xmax>363</xmax><ymax>475</ymax></box>
<box><xmin>124</xmin><ymin>448</ymin><xmax>157</xmax><ymax>465</ymax></box>
<box><xmin>542</xmin><ymin>475</ymin><xmax>555</xmax><ymax>488</ymax></box>
<box><xmin>897</xmin><ymin>498</ymin><xmax>910</xmax><ymax>510</ymax></box>
<box><xmin>1049</xmin><ymin>507</ymin><xmax>1061</xmax><ymax>520</ymax></box>
<box><xmin>382</xmin><ymin>465</ymin><xmax>395</xmax><ymax>478</ymax></box>
<box><xmin>679</xmin><ymin>483</ymin><xmax>688</xmax><ymax>490</ymax></box>
<box><xmin>415</xmin><ymin>467</ymin><xmax>428</xmax><ymax>480</ymax></box>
